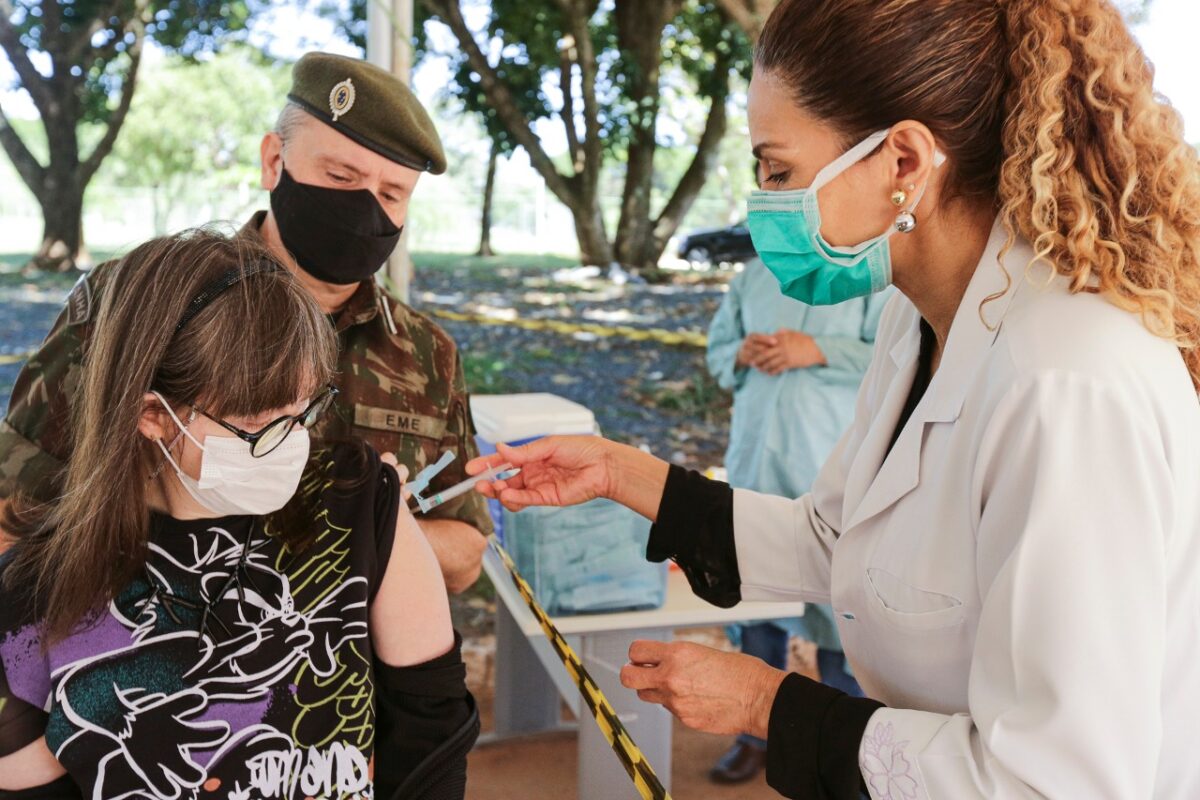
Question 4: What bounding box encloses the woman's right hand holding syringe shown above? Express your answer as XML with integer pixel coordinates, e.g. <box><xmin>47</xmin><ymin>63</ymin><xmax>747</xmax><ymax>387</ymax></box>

<box><xmin>466</xmin><ymin>435</ymin><xmax>672</xmax><ymax>522</ymax></box>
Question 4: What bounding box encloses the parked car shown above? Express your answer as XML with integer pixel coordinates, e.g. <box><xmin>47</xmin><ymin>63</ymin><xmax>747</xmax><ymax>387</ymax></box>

<box><xmin>677</xmin><ymin>221</ymin><xmax>756</xmax><ymax>266</ymax></box>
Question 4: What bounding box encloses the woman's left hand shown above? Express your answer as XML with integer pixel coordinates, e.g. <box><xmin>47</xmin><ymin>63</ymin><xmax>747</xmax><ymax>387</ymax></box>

<box><xmin>751</xmin><ymin>329</ymin><xmax>826</xmax><ymax>375</ymax></box>
<box><xmin>619</xmin><ymin>640</ymin><xmax>788</xmax><ymax>739</ymax></box>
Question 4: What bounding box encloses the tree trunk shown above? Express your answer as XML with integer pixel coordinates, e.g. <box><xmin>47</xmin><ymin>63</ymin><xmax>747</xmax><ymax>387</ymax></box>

<box><xmin>421</xmin><ymin>0</ymin><xmax>616</xmax><ymax>269</ymax></box>
<box><xmin>714</xmin><ymin>0</ymin><xmax>778</xmax><ymax>43</ymax></box>
<box><xmin>572</xmin><ymin>203</ymin><xmax>613</xmax><ymax>266</ymax></box>
<box><xmin>477</xmin><ymin>141</ymin><xmax>499</xmax><ymax>257</ymax></box>
<box><xmin>32</xmin><ymin>164</ymin><xmax>85</xmax><ymax>273</ymax></box>
<box><xmin>612</xmin><ymin>0</ymin><xmax>680</xmax><ymax>267</ymax></box>
<box><xmin>0</xmin><ymin>0</ymin><xmax>145</xmax><ymax>272</ymax></box>
<box><xmin>634</xmin><ymin>51</ymin><xmax>733</xmax><ymax>268</ymax></box>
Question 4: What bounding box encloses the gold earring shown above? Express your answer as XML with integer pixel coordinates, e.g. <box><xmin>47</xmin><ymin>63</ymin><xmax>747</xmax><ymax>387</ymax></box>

<box><xmin>890</xmin><ymin>189</ymin><xmax>907</xmax><ymax>207</ymax></box>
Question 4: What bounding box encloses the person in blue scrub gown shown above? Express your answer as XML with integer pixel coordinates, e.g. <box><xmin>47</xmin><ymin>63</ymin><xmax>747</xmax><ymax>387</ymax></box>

<box><xmin>705</xmin><ymin>257</ymin><xmax>889</xmax><ymax>784</ymax></box>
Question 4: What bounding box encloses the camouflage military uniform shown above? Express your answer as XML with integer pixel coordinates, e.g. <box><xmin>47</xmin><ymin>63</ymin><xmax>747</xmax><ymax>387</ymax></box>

<box><xmin>0</xmin><ymin>211</ymin><xmax>493</xmax><ymax>537</ymax></box>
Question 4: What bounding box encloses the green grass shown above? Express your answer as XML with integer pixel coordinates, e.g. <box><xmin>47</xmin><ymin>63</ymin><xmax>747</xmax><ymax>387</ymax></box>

<box><xmin>631</xmin><ymin>372</ymin><xmax>730</xmax><ymax>423</ymax></box>
<box><xmin>526</xmin><ymin>345</ymin><xmax>582</xmax><ymax>366</ymax></box>
<box><xmin>411</xmin><ymin>251</ymin><xmax>579</xmax><ymax>273</ymax></box>
<box><xmin>0</xmin><ymin>254</ymin><xmax>90</xmax><ymax>291</ymax></box>
<box><xmin>461</xmin><ymin>352</ymin><xmax>527</xmax><ymax>395</ymax></box>
<box><xmin>0</xmin><ymin>253</ymin><xmax>27</xmax><ymax>271</ymax></box>
<box><xmin>0</xmin><ymin>250</ymin><xmax>121</xmax><ymax>285</ymax></box>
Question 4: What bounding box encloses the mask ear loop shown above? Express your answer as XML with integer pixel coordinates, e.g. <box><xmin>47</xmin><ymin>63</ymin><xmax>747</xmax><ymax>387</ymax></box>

<box><xmin>148</xmin><ymin>393</ymin><xmax>200</xmax><ymax>480</ymax></box>
<box><xmin>808</xmin><ymin>129</ymin><xmax>892</xmax><ymax>194</ymax></box>
<box><xmin>805</xmin><ymin>129</ymin><xmax>893</xmax><ymax>259</ymax></box>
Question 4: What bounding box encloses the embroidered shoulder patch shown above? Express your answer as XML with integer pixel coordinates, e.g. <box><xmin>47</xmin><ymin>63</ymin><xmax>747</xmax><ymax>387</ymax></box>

<box><xmin>66</xmin><ymin>274</ymin><xmax>93</xmax><ymax>326</ymax></box>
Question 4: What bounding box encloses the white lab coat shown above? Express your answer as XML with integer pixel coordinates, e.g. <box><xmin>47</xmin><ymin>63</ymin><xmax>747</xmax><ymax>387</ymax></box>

<box><xmin>733</xmin><ymin>219</ymin><xmax>1200</xmax><ymax>798</ymax></box>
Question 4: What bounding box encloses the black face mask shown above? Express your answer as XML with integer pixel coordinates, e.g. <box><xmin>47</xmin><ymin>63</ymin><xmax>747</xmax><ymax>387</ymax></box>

<box><xmin>268</xmin><ymin>167</ymin><xmax>402</xmax><ymax>285</ymax></box>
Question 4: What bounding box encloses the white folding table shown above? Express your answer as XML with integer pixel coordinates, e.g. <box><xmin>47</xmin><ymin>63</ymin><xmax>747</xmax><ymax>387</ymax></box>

<box><xmin>481</xmin><ymin>547</ymin><xmax>805</xmax><ymax>799</ymax></box>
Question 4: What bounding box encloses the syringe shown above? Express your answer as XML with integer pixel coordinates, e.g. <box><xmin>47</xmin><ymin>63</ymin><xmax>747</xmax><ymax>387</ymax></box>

<box><xmin>413</xmin><ymin>461</ymin><xmax>518</xmax><ymax>514</ymax></box>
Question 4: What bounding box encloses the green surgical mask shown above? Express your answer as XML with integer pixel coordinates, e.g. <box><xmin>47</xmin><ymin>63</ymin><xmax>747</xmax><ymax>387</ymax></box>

<box><xmin>747</xmin><ymin>128</ymin><xmax>944</xmax><ymax>306</ymax></box>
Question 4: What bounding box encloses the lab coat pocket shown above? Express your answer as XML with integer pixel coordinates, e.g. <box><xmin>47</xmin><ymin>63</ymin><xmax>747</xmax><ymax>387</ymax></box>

<box><xmin>865</xmin><ymin>567</ymin><xmax>965</xmax><ymax>630</ymax></box>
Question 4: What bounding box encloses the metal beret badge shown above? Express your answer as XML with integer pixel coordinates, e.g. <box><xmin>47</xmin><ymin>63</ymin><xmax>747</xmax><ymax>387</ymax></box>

<box><xmin>329</xmin><ymin>78</ymin><xmax>356</xmax><ymax>122</ymax></box>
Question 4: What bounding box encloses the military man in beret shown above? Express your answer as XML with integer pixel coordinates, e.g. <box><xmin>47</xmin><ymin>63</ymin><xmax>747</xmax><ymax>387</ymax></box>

<box><xmin>0</xmin><ymin>53</ymin><xmax>492</xmax><ymax>593</ymax></box>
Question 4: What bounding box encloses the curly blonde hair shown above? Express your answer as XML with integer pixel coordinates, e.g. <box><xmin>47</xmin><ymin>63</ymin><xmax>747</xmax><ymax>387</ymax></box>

<box><xmin>757</xmin><ymin>0</ymin><xmax>1200</xmax><ymax>389</ymax></box>
<box><xmin>999</xmin><ymin>0</ymin><xmax>1200</xmax><ymax>388</ymax></box>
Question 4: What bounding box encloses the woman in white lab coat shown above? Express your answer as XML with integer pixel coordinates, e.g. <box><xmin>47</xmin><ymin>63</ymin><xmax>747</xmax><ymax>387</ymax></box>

<box><xmin>470</xmin><ymin>0</ymin><xmax>1200</xmax><ymax>797</ymax></box>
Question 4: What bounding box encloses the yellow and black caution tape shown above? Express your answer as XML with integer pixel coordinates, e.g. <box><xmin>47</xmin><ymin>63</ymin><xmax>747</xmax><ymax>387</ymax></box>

<box><xmin>488</xmin><ymin>536</ymin><xmax>672</xmax><ymax>800</ymax></box>
<box><xmin>0</xmin><ymin>350</ymin><xmax>35</xmax><ymax>366</ymax></box>
<box><xmin>427</xmin><ymin>309</ymin><xmax>707</xmax><ymax>349</ymax></box>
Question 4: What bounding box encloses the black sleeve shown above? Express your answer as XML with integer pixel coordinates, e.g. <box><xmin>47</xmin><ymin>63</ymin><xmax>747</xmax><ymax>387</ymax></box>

<box><xmin>373</xmin><ymin>632</ymin><xmax>479</xmax><ymax>800</ymax></box>
<box><xmin>0</xmin><ymin>775</ymin><xmax>83</xmax><ymax>799</ymax></box>
<box><xmin>0</xmin><ymin>668</ymin><xmax>47</xmax><ymax>759</ymax></box>
<box><xmin>0</xmin><ymin>558</ymin><xmax>51</xmax><ymax>760</ymax></box>
<box><xmin>645</xmin><ymin>464</ymin><xmax>741</xmax><ymax>608</ymax></box>
<box><xmin>315</xmin><ymin>441</ymin><xmax>400</xmax><ymax>604</ymax></box>
<box><xmin>765</xmin><ymin>673</ymin><xmax>885</xmax><ymax>799</ymax></box>
<box><xmin>370</xmin><ymin>459</ymin><xmax>400</xmax><ymax>604</ymax></box>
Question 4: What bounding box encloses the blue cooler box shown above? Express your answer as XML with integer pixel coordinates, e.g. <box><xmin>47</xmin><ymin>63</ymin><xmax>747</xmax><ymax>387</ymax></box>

<box><xmin>471</xmin><ymin>394</ymin><xmax>667</xmax><ymax>615</ymax></box>
<box><xmin>502</xmin><ymin>498</ymin><xmax>667</xmax><ymax>616</ymax></box>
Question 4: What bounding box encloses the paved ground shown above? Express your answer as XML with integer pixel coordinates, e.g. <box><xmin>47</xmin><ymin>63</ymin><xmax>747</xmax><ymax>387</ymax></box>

<box><xmin>465</xmin><ymin>715</ymin><xmax>779</xmax><ymax>800</ymax></box>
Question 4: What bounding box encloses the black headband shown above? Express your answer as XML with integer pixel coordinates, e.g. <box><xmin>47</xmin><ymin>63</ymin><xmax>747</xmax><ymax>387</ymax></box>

<box><xmin>174</xmin><ymin>262</ymin><xmax>282</xmax><ymax>335</ymax></box>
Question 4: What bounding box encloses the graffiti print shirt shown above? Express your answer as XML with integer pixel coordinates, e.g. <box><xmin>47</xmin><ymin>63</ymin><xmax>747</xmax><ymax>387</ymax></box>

<box><xmin>0</xmin><ymin>445</ymin><xmax>400</xmax><ymax>800</ymax></box>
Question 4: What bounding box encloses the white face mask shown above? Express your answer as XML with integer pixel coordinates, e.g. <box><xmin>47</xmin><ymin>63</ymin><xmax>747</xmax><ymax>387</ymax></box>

<box><xmin>151</xmin><ymin>392</ymin><xmax>310</xmax><ymax>517</ymax></box>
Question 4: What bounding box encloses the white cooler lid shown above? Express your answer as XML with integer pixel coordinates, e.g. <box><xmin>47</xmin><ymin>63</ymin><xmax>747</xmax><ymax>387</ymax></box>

<box><xmin>470</xmin><ymin>393</ymin><xmax>596</xmax><ymax>443</ymax></box>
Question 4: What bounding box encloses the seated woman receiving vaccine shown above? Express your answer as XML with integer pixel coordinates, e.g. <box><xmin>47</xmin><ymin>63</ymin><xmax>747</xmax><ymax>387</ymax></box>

<box><xmin>0</xmin><ymin>230</ymin><xmax>476</xmax><ymax>800</ymax></box>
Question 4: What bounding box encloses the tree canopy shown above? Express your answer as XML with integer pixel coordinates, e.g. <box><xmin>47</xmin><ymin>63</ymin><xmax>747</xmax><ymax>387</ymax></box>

<box><xmin>0</xmin><ymin>0</ymin><xmax>259</xmax><ymax>270</ymax></box>
<box><xmin>408</xmin><ymin>0</ymin><xmax>751</xmax><ymax>267</ymax></box>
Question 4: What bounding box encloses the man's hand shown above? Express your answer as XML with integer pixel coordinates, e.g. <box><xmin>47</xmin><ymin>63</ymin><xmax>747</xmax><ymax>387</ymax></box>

<box><xmin>619</xmin><ymin>640</ymin><xmax>788</xmax><ymax>739</ymax></box>
<box><xmin>736</xmin><ymin>333</ymin><xmax>776</xmax><ymax>368</ymax></box>
<box><xmin>750</xmin><ymin>328</ymin><xmax>826</xmax><ymax>375</ymax></box>
<box><xmin>380</xmin><ymin>452</ymin><xmax>408</xmax><ymax>485</ymax></box>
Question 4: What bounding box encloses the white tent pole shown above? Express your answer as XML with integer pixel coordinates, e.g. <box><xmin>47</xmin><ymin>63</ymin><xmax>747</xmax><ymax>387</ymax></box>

<box><xmin>367</xmin><ymin>0</ymin><xmax>415</xmax><ymax>304</ymax></box>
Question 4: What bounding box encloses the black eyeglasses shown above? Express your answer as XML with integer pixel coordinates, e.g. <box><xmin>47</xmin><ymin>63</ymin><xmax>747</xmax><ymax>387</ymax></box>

<box><xmin>193</xmin><ymin>384</ymin><xmax>338</xmax><ymax>457</ymax></box>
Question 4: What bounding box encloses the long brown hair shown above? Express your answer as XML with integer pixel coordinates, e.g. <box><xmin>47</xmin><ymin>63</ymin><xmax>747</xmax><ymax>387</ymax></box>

<box><xmin>3</xmin><ymin>227</ymin><xmax>339</xmax><ymax>639</ymax></box>
<box><xmin>757</xmin><ymin>0</ymin><xmax>1200</xmax><ymax>388</ymax></box>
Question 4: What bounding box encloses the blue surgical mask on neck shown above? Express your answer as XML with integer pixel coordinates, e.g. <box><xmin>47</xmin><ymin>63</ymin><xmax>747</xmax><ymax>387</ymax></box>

<box><xmin>746</xmin><ymin>128</ymin><xmax>945</xmax><ymax>306</ymax></box>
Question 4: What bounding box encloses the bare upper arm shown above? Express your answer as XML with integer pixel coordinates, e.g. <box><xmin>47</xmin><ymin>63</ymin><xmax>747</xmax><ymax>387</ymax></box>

<box><xmin>369</xmin><ymin>504</ymin><xmax>455</xmax><ymax>667</ymax></box>
<box><xmin>0</xmin><ymin>736</ymin><xmax>65</xmax><ymax>791</ymax></box>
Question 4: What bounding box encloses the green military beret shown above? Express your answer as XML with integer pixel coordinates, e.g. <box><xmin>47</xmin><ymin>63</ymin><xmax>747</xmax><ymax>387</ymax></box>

<box><xmin>286</xmin><ymin>52</ymin><xmax>447</xmax><ymax>175</ymax></box>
